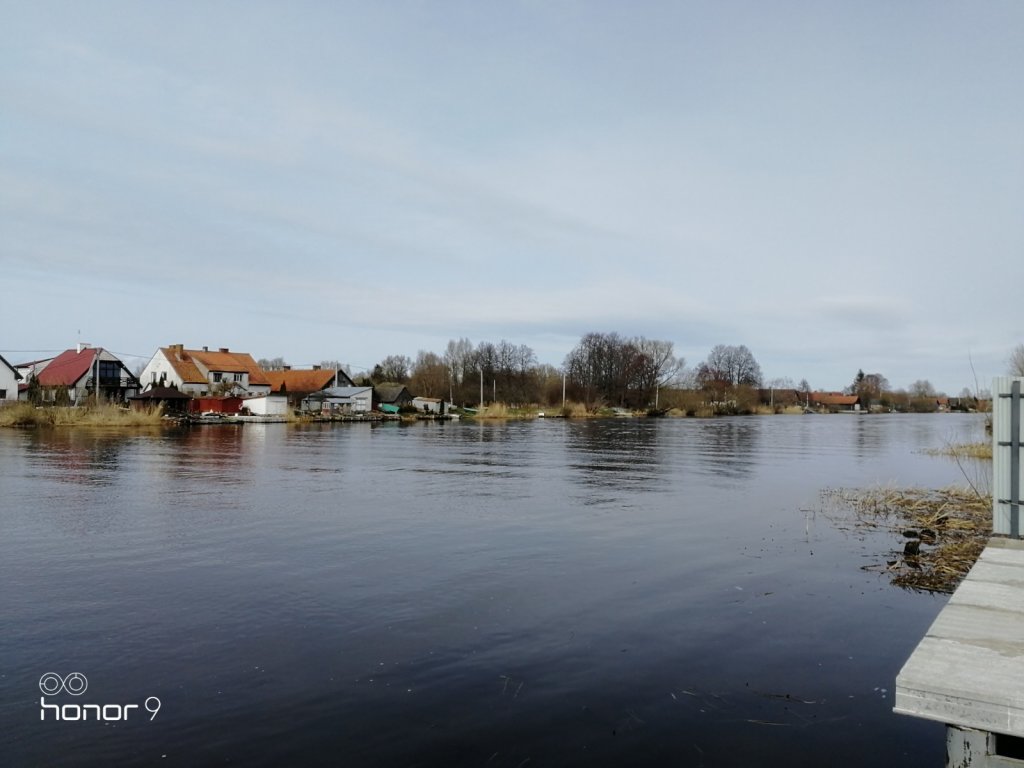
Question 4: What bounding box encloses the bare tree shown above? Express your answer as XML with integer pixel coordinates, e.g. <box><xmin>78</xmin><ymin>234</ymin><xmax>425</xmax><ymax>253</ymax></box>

<box><xmin>373</xmin><ymin>355</ymin><xmax>412</xmax><ymax>383</ymax></box>
<box><xmin>564</xmin><ymin>332</ymin><xmax>678</xmax><ymax>408</ymax></box>
<box><xmin>909</xmin><ymin>379</ymin><xmax>936</xmax><ymax>398</ymax></box>
<box><xmin>257</xmin><ymin>356</ymin><xmax>288</xmax><ymax>371</ymax></box>
<box><xmin>409</xmin><ymin>351</ymin><xmax>448</xmax><ymax>398</ymax></box>
<box><xmin>1010</xmin><ymin>344</ymin><xmax>1024</xmax><ymax>376</ymax></box>
<box><xmin>698</xmin><ymin>344</ymin><xmax>762</xmax><ymax>387</ymax></box>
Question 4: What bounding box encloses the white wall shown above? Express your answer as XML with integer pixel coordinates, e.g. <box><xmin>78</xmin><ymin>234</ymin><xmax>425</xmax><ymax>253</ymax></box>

<box><xmin>0</xmin><ymin>366</ymin><xmax>18</xmax><ymax>401</ymax></box>
<box><xmin>242</xmin><ymin>394</ymin><xmax>289</xmax><ymax>416</ymax></box>
<box><xmin>140</xmin><ymin>350</ymin><xmax>207</xmax><ymax>396</ymax></box>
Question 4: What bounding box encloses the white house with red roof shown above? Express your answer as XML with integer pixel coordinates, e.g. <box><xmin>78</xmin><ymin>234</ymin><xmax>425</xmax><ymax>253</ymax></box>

<box><xmin>0</xmin><ymin>353</ymin><xmax>21</xmax><ymax>401</ymax></box>
<box><xmin>140</xmin><ymin>344</ymin><xmax>271</xmax><ymax>397</ymax></box>
<box><xmin>15</xmin><ymin>345</ymin><xmax>139</xmax><ymax>404</ymax></box>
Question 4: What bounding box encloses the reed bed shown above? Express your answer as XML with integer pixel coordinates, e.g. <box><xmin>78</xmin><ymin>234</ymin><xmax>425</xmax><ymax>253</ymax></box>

<box><xmin>822</xmin><ymin>485</ymin><xmax>991</xmax><ymax>593</ymax></box>
<box><xmin>924</xmin><ymin>442</ymin><xmax>992</xmax><ymax>460</ymax></box>
<box><xmin>0</xmin><ymin>402</ymin><xmax>165</xmax><ymax>428</ymax></box>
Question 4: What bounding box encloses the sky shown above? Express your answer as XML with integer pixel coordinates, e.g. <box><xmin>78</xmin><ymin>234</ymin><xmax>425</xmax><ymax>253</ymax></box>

<box><xmin>2</xmin><ymin>1</ymin><xmax>1022</xmax><ymax>395</ymax></box>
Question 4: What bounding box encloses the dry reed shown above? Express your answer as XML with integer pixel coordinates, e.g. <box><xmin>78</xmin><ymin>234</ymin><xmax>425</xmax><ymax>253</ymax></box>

<box><xmin>822</xmin><ymin>485</ymin><xmax>991</xmax><ymax>593</ymax></box>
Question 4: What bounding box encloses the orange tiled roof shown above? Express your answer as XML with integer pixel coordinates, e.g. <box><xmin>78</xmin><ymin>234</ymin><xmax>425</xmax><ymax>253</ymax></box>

<box><xmin>810</xmin><ymin>392</ymin><xmax>860</xmax><ymax>406</ymax></box>
<box><xmin>162</xmin><ymin>347</ymin><xmax>269</xmax><ymax>386</ymax></box>
<box><xmin>263</xmin><ymin>369</ymin><xmax>339</xmax><ymax>394</ymax></box>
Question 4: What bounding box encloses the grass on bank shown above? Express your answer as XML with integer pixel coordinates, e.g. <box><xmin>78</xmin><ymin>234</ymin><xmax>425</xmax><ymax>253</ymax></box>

<box><xmin>0</xmin><ymin>402</ymin><xmax>166</xmax><ymax>427</ymax></box>
<box><xmin>822</xmin><ymin>485</ymin><xmax>991</xmax><ymax>593</ymax></box>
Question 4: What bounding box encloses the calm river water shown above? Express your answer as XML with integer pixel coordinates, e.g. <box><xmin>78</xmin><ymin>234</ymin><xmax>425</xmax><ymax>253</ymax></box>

<box><xmin>0</xmin><ymin>413</ymin><xmax>988</xmax><ymax>766</ymax></box>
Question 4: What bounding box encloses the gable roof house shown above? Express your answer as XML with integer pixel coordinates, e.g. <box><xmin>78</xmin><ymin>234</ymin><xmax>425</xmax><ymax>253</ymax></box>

<box><xmin>0</xmin><ymin>353</ymin><xmax>22</xmax><ymax>401</ymax></box>
<box><xmin>374</xmin><ymin>383</ymin><xmax>414</xmax><ymax>411</ymax></box>
<box><xmin>301</xmin><ymin>386</ymin><xmax>374</xmax><ymax>415</ymax></box>
<box><xmin>140</xmin><ymin>345</ymin><xmax>271</xmax><ymax>397</ymax></box>
<box><xmin>809</xmin><ymin>392</ymin><xmax>862</xmax><ymax>412</ymax></box>
<box><xmin>16</xmin><ymin>345</ymin><xmax>139</xmax><ymax>404</ymax></box>
<box><xmin>263</xmin><ymin>367</ymin><xmax>355</xmax><ymax>407</ymax></box>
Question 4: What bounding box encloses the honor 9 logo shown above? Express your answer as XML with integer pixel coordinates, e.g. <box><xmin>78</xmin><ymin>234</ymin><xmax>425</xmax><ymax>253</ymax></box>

<box><xmin>39</xmin><ymin>673</ymin><xmax>161</xmax><ymax>722</ymax></box>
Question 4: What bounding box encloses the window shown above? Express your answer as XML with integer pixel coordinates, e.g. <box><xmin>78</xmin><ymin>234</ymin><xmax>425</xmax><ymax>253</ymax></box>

<box><xmin>233</xmin><ymin>373</ymin><xmax>243</xmax><ymax>383</ymax></box>
<box><xmin>212</xmin><ymin>372</ymin><xmax>223</xmax><ymax>383</ymax></box>
<box><xmin>0</xmin><ymin>389</ymin><xmax>6</xmax><ymax>399</ymax></box>
<box><xmin>99</xmin><ymin>361</ymin><xmax>119</xmax><ymax>383</ymax></box>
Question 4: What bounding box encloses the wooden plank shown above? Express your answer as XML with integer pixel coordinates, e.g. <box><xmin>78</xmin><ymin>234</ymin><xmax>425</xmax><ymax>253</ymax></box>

<box><xmin>895</xmin><ymin>540</ymin><xmax>1024</xmax><ymax>736</ymax></box>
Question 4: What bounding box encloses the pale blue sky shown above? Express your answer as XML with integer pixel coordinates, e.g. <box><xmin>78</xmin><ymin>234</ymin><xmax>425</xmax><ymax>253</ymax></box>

<box><xmin>2</xmin><ymin>1</ymin><xmax>1021</xmax><ymax>394</ymax></box>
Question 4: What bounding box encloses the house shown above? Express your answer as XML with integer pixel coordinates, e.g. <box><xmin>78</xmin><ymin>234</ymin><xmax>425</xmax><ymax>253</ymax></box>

<box><xmin>140</xmin><ymin>345</ymin><xmax>271</xmax><ymax>397</ymax></box>
<box><xmin>757</xmin><ymin>388</ymin><xmax>803</xmax><ymax>408</ymax></box>
<box><xmin>263</xmin><ymin>367</ymin><xmax>354</xmax><ymax>407</ymax></box>
<box><xmin>16</xmin><ymin>345</ymin><xmax>139</xmax><ymax>404</ymax></box>
<box><xmin>809</xmin><ymin>392</ymin><xmax>862</xmax><ymax>412</ymax></box>
<box><xmin>374</xmin><ymin>383</ymin><xmax>414</xmax><ymax>410</ymax></box>
<box><xmin>412</xmin><ymin>396</ymin><xmax>447</xmax><ymax>415</ymax></box>
<box><xmin>0</xmin><ymin>354</ymin><xmax>22</xmax><ymax>402</ymax></box>
<box><xmin>301</xmin><ymin>386</ymin><xmax>374</xmax><ymax>415</ymax></box>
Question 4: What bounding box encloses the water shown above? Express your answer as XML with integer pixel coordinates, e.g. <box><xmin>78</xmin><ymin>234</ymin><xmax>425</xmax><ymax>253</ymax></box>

<box><xmin>0</xmin><ymin>414</ymin><xmax>987</xmax><ymax>766</ymax></box>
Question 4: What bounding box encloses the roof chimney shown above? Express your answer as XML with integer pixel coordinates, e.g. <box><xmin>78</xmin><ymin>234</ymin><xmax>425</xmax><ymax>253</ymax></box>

<box><xmin>219</xmin><ymin>347</ymin><xmax>229</xmax><ymax>354</ymax></box>
<box><xmin>202</xmin><ymin>346</ymin><xmax>209</xmax><ymax>352</ymax></box>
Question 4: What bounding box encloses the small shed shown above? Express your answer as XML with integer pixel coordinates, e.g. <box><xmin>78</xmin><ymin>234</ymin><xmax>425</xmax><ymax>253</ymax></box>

<box><xmin>129</xmin><ymin>386</ymin><xmax>191</xmax><ymax>415</ymax></box>
<box><xmin>412</xmin><ymin>396</ymin><xmax>446</xmax><ymax>414</ymax></box>
<box><xmin>374</xmin><ymin>383</ymin><xmax>414</xmax><ymax>409</ymax></box>
<box><xmin>302</xmin><ymin>386</ymin><xmax>374</xmax><ymax>415</ymax></box>
<box><xmin>241</xmin><ymin>394</ymin><xmax>289</xmax><ymax>416</ymax></box>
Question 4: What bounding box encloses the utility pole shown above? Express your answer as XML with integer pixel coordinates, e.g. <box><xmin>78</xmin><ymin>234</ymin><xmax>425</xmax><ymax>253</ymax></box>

<box><xmin>479</xmin><ymin>369</ymin><xmax>483</xmax><ymax>409</ymax></box>
<box><xmin>94</xmin><ymin>347</ymin><xmax>101</xmax><ymax>405</ymax></box>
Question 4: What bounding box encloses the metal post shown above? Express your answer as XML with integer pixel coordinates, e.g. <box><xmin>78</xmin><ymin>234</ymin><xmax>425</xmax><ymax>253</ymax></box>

<box><xmin>996</xmin><ymin>379</ymin><xmax>1022</xmax><ymax>538</ymax></box>
<box><xmin>1012</xmin><ymin>380</ymin><xmax>1020</xmax><ymax>538</ymax></box>
<box><xmin>95</xmin><ymin>348</ymin><xmax>101</xmax><ymax>405</ymax></box>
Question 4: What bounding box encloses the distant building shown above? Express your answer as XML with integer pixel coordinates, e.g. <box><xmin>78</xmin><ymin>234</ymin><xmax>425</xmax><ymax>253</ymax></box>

<box><xmin>374</xmin><ymin>383</ymin><xmax>414</xmax><ymax>410</ymax></box>
<box><xmin>16</xmin><ymin>345</ymin><xmax>139</xmax><ymax>404</ymax></box>
<box><xmin>808</xmin><ymin>392</ymin><xmax>861</xmax><ymax>412</ymax></box>
<box><xmin>263</xmin><ymin>367</ymin><xmax>354</xmax><ymax>407</ymax></box>
<box><xmin>0</xmin><ymin>354</ymin><xmax>21</xmax><ymax>401</ymax></box>
<box><xmin>301</xmin><ymin>386</ymin><xmax>374</xmax><ymax>415</ymax></box>
<box><xmin>412</xmin><ymin>396</ymin><xmax>447</xmax><ymax>414</ymax></box>
<box><xmin>140</xmin><ymin>345</ymin><xmax>271</xmax><ymax>397</ymax></box>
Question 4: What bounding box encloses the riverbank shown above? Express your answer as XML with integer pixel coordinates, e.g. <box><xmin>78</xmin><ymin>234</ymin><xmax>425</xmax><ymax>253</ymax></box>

<box><xmin>0</xmin><ymin>402</ymin><xmax>165</xmax><ymax>427</ymax></box>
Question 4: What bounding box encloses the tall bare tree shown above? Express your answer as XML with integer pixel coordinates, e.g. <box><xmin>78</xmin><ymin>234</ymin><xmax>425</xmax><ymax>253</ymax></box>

<box><xmin>409</xmin><ymin>351</ymin><xmax>448</xmax><ymax>398</ymax></box>
<box><xmin>373</xmin><ymin>355</ymin><xmax>412</xmax><ymax>383</ymax></box>
<box><xmin>1010</xmin><ymin>344</ymin><xmax>1024</xmax><ymax>376</ymax></box>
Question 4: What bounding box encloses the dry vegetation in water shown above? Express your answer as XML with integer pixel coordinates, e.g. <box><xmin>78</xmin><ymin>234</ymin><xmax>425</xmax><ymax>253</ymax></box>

<box><xmin>0</xmin><ymin>402</ymin><xmax>165</xmax><ymax>428</ymax></box>
<box><xmin>822</xmin><ymin>485</ymin><xmax>991</xmax><ymax>593</ymax></box>
<box><xmin>924</xmin><ymin>442</ymin><xmax>993</xmax><ymax>460</ymax></box>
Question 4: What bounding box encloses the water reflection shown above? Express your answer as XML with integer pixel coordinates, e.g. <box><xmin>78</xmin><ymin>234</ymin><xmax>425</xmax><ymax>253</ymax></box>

<box><xmin>564</xmin><ymin>419</ymin><xmax>666</xmax><ymax>499</ymax></box>
<box><xmin>23</xmin><ymin>427</ymin><xmax>138</xmax><ymax>487</ymax></box>
<box><xmin>691</xmin><ymin>418</ymin><xmax>762</xmax><ymax>480</ymax></box>
<box><xmin>1</xmin><ymin>414</ymin><xmax>987</xmax><ymax>768</ymax></box>
<box><xmin>162</xmin><ymin>425</ymin><xmax>250</xmax><ymax>485</ymax></box>
<box><xmin>851</xmin><ymin>415</ymin><xmax>887</xmax><ymax>458</ymax></box>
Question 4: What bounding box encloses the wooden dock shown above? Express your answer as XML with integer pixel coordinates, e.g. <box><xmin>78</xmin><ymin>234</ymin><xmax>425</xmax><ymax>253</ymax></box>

<box><xmin>894</xmin><ymin>537</ymin><xmax>1024</xmax><ymax>764</ymax></box>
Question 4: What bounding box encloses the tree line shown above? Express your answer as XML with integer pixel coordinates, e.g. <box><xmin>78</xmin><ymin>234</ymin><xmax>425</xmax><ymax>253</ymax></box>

<box><xmin>257</xmin><ymin>340</ymin><xmax>1024</xmax><ymax>413</ymax></box>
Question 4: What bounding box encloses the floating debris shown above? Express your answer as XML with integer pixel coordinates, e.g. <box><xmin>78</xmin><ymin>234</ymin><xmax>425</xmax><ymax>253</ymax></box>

<box><xmin>823</xmin><ymin>486</ymin><xmax>991</xmax><ymax>593</ymax></box>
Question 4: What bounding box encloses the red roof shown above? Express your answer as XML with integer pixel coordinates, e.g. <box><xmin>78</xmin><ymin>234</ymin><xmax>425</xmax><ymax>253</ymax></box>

<box><xmin>36</xmin><ymin>348</ymin><xmax>98</xmax><ymax>387</ymax></box>
<box><xmin>810</xmin><ymin>392</ymin><xmax>860</xmax><ymax>406</ymax></box>
<box><xmin>263</xmin><ymin>369</ymin><xmax>347</xmax><ymax>394</ymax></box>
